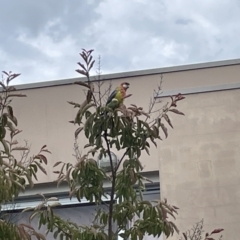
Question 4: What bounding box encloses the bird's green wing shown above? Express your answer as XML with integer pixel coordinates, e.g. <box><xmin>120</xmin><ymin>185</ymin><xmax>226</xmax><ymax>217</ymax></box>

<box><xmin>107</xmin><ymin>98</ymin><xmax>119</xmax><ymax>110</ymax></box>
<box><xmin>106</xmin><ymin>89</ymin><xmax>118</xmax><ymax>106</ymax></box>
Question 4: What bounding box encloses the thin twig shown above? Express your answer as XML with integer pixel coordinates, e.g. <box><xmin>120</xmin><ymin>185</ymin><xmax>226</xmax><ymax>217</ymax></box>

<box><xmin>145</xmin><ymin>75</ymin><xmax>163</xmax><ymax>123</ymax></box>
<box><xmin>96</xmin><ymin>55</ymin><xmax>103</xmax><ymax>106</ymax></box>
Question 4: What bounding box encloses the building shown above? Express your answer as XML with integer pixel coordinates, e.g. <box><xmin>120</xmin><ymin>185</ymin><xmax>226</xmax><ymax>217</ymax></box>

<box><xmin>4</xmin><ymin>59</ymin><xmax>240</xmax><ymax>240</ymax></box>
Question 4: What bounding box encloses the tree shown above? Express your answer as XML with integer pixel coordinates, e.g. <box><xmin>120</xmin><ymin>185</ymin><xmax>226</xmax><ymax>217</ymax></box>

<box><xmin>0</xmin><ymin>72</ymin><xmax>49</xmax><ymax>239</ymax></box>
<box><xmin>26</xmin><ymin>49</ymin><xmax>185</xmax><ymax>240</ymax></box>
<box><xmin>0</xmin><ymin>50</ymin><xmax>224</xmax><ymax>240</ymax></box>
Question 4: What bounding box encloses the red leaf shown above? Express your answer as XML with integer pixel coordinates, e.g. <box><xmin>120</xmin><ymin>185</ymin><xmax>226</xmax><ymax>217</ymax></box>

<box><xmin>8</xmin><ymin>73</ymin><xmax>21</xmax><ymax>83</ymax></box>
<box><xmin>87</xmin><ymin>49</ymin><xmax>94</xmax><ymax>54</ymax></box>
<box><xmin>75</xmin><ymin>69</ymin><xmax>87</xmax><ymax>76</ymax></box>
<box><xmin>88</xmin><ymin>60</ymin><xmax>95</xmax><ymax>71</ymax></box>
<box><xmin>2</xmin><ymin>71</ymin><xmax>9</xmax><ymax>76</ymax></box>
<box><xmin>77</xmin><ymin>62</ymin><xmax>87</xmax><ymax>71</ymax></box>
<box><xmin>41</xmin><ymin>149</ymin><xmax>52</xmax><ymax>154</ymax></box>
<box><xmin>38</xmin><ymin>154</ymin><xmax>47</xmax><ymax>164</ymax></box>
<box><xmin>53</xmin><ymin>162</ymin><xmax>62</xmax><ymax>167</ymax></box>
<box><xmin>169</xmin><ymin>109</ymin><xmax>185</xmax><ymax>115</ymax></box>
<box><xmin>175</xmin><ymin>94</ymin><xmax>185</xmax><ymax>101</ymax></box>
<box><xmin>41</xmin><ymin>145</ymin><xmax>47</xmax><ymax>150</ymax></box>
<box><xmin>211</xmin><ymin>228</ymin><xmax>224</xmax><ymax>234</ymax></box>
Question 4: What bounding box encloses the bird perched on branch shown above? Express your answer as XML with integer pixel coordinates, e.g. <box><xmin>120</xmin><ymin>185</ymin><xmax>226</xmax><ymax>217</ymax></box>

<box><xmin>97</xmin><ymin>82</ymin><xmax>130</xmax><ymax>138</ymax></box>
<box><xmin>105</xmin><ymin>82</ymin><xmax>130</xmax><ymax>109</ymax></box>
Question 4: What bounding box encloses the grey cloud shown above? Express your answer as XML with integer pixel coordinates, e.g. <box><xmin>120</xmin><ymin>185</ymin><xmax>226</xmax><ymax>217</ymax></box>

<box><xmin>175</xmin><ymin>19</ymin><xmax>192</xmax><ymax>25</ymax></box>
<box><xmin>0</xmin><ymin>0</ymin><xmax>240</xmax><ymax>84</ymax></box>
<box><xmin>0</xmin><ymin>0</ymin><xmax>103</xmax><ymax>83</ymax></box>
<box><xmin>1</xmin><ymin>0</ymin><xmax>100</xmax><ymax>36</ymax></box>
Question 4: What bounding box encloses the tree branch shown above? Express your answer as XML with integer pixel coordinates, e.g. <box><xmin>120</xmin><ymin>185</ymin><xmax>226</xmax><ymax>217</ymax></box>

<box><xmin>115</xmin><ymin>148</ymin><xmax>130</xmax><ymax>173</ymax></box>
<box><xmin>103</xmin><ymin>131</ymin><xmax>116</xmax><ymax>240</ymax></box>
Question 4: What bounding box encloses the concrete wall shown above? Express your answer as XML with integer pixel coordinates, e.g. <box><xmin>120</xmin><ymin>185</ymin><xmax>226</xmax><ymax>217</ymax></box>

<box><xmin>159</xmin><ymin>88</ymin><xmax>240</xmax><ymax>240</ymax></box>
<box><xmin>11</xmin><ymin>60</ymin><xmax>240</xmax><ymax>239</ymax></box>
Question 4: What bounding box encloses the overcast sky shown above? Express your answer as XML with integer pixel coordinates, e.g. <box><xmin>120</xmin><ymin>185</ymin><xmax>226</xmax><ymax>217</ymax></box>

<box><xmin>1</xmin><ymin>0</ymin><xmax>240</xmax><ymax>84</ymax></box>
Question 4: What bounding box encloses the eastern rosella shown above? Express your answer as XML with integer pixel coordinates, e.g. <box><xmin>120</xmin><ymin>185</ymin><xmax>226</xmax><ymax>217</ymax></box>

<box><xmin>105</xmin><ymin>82</ymin><xmax>130</xmax><ymax>109</ymax></box>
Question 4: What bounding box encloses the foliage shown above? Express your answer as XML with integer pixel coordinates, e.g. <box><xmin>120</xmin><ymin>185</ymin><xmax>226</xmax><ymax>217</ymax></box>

<box><xmin>27</xmin><ymin>49</ymin><xmax>185</xmax><ymax>240</ymax></box>
<box><xmin>179</xmin><ymin>219</ymin><xmax>224</xmax><ymax>240</ymax></box>
<box><xmin>0</xmin><ymin>72</ymin><xmax>50</xmax><ymax>239</ymax></box>
<box><xmin>1</xmin><ymin>52</ymin><xmax>224</xmax><ymax>240</ymax></box>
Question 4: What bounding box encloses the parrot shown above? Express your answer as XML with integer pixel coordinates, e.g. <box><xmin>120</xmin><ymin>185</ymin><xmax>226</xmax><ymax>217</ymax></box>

<box><xmin>97</xmin><ymin>82</ymin><xmax>130</xmax><ymax>138</ymax></box>
<box><xmin>105</xmin><ymin>82</ymin><xmax>130</xmax><ymax>109</ymax></box>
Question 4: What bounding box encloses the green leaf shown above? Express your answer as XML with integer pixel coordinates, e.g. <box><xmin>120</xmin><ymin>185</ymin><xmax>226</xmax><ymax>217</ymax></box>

<box><xmin>7</xmin><ymin>121</ymin><xmax>16</xmax><ymax>132</ymax></box>
<box><xmin>85</xmin><ymin>110</ymin><xmax>91</xmax><ymax>119</ymax></box>
<box><xmin>150</xmin><ymin>136</ymin><xmax>157</xmax><ymax>147</ymax></box>
<box><xmin>163</xmin><ymin>114</ymin><xmax>173</xmax><ymax>128</ymax></box>
<box><xmin>75</xmin><ymin>102</ymin><xmax>95</xmax><ymax>124</ymax></box>
<box><xmin>34</xmin><ymin>161</ymin><xmax>47</xmax><ymax>175</ymax></box>
<box><xmin>26</xmin><ymin>170</ymin><xmax>35</xmax><ymax>187</ymax></box>
<box><xmin>8</xmin><ymin>94</ymin><xmax>26</xmax><ymax>98</ymax></box>
<box><xmin>7</xmin><ymin>106</ymin><xmax>14</xmax><ymax>118</ymax></box>
<box><xmin>1</xmin><ymin>113</ymin><xmax>8</xmax><ymax>126</ymax></box>
<box><xmin>11</xmin><ymin>116</ymin><xmax>18</xmax><ymax>126</ymax></box>
<box><xmin>115</xmin><ymin>138</ymin><xmax>120</xmax><ymax>150</ymax></box>
<box><xmin>96</xmin><ymin>136</ymin><xmax>102</xmax><ymax>148</ymax></box>
<box><xmin>30</xmin><ymin>164</ymin><xmax>38</xmax><ymax>173</ymax></box>
<box><xmin>84</xmin><ymin>113</ymin><xmax>95</xmax><ymax>133</ymax></box>
<box><xmin>75</xmin><ymin>127</ymin><xmax>83</xmax><ymax>138</ymax></box>
<box><xmin>29</xmin><ymin>211</ymin><xmax>39</xmax><ymax>222</ymax></box>
<box><xmin>160</xmin><ymin>123</ymin><xmax>168</xmax><ymax>138</ymax></box>
<box><xmin>22</xmin><ymin>207</ymin><xmax>34</xmax><ymax>213</ymax></box>
<box><xmin>53</xmin><ymin>230</ymin><xmax>59</xmax><ymax>239</ymax></box>
<box><xmin>0</xmin><ymin>126</ymin><xmax>6</xmax><ymax>139</ymax></box>
<box><xmin>141</xmin><ymin>120</ymin><xmax>152</xmax><ymax>133</ymax></box>
<box><xmin>1</xmin><ymin>139</ymin><xmax>9</xmax><ymax>155</ymax></box>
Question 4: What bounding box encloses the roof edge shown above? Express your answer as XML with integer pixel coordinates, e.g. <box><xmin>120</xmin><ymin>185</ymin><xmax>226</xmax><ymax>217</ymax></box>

<box><xmin>14</xmin><ymin>58</ymin><xmax>240</xmax><ymax>91</ymax></box>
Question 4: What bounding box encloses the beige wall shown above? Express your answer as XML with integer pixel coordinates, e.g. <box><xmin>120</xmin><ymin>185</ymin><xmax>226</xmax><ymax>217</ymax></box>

<box><xmin>12</xmin><ymin>63</ymin><xmax>240</xmax><ymax>239</ymax></box>
<box><xmin>159</xmin><ymin>89</ymin><xmax>240</xmax><ymax>240</ymax></box>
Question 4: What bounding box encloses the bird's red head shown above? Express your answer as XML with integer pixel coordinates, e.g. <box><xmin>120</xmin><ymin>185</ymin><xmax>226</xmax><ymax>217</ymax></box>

<box><xmin>121</xmin><ymin>82</ymin><xmax>130</xmax><ymax>90</ymax></box>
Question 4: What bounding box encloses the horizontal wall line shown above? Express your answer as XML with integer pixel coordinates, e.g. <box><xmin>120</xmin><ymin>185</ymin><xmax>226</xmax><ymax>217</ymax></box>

<box><xmin>12</xmin><ymin>58</ymin><xmax>240</xmax><ymax>91</ymax></box>
<box><xmin>156</xmin><ymin>82</ymin><xmax>240</xmax><ymax>97</ymax></box>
